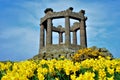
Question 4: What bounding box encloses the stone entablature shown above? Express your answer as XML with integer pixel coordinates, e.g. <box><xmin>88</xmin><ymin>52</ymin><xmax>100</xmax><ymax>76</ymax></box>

<box><xmin>39</xmin><ymin>7</ymin><xmax>87</xmax><ymax>54</ymax></box>
<box><xmin>52</xmin><ymin>22</ymin><xmax>81</xmax><ymax>32</ymax></box>
<box><xmin>52</xmin><ymin>25</ymin><xmax>65</xmax><ymax>32</ymax></box>
<box><xmin>40</xmin><ymin>7</ymin><xmax>86</xmax><ymax>24</ymax></box>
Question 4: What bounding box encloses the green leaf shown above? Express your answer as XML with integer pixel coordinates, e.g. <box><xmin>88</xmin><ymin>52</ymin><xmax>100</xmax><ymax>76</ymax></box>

<box><xmin>114</xmin><ymin>72</ymin><xmax>120</xmax><ymax>80</ymax></box>
<box><xmin>94</xmin><ymin>71</ymin><xmax>98</xmax><ymax>80</ymax></box>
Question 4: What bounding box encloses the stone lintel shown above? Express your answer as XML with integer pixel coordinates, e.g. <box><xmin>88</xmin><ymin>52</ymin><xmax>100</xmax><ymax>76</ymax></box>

<box><xmin>40</xmin><ymin>11</ymin><xmax>84</xmax><ymax>24</ymax></box>
<box><xmin>52</xmin><ymin>26</ymin><xmax>65</xmax><ymax>33</ymax></box>
<box><xmin>71</xmin><ymin>22</ymin><xmax>80</xmax><ymax>31</ymax></box>
<box><xmin>52</xmin><ymin>24</ymin><xmax>80</xmax><ymax>33</ymax></box>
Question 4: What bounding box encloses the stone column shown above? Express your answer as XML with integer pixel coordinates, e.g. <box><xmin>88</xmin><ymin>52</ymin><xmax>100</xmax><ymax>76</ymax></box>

<box><xmin>65</xmin><ymin>16</ymin><xmax>71</xmax><ymax>45</ymax></box>
<box><xmin>59</xmin><ymin>32</ymin><xmax>63</xmax><ymax>44</ymax></box>
<box><xmin>46</xmin><ymin>18</ymin><xmax>52</xmax><ymax>46</ymax></box>
<box><xmin>40</xmin><ymin>24</ymin><xmax>44</xmax><ymax>50</ymax></box>
<box><xmin>80</xmin><ymin>19</ymin><xmax>87</xmax><ymax>48</ymax></box>
<box><xmin>73</xmin><ymin>31</ymin><xmax>77</xmax><ymax>45</ymax></box>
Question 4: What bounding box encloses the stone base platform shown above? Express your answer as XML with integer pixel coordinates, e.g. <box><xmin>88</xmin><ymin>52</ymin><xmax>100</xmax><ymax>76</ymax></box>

<box><xmin>33</xmin><ymin>44</ymin><xmax>82</xmax><ymax>60</ymax></box>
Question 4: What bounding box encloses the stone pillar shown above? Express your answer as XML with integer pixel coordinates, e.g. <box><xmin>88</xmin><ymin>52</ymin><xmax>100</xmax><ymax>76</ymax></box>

<box><xmin>46</xmin><ymin>18</ymin><xmax>52</xmax><ymax>46</ymax></box>
<box><xmin>65</xmin><ymin>16</ymin><xmax>71</xmax><ymax>45</ymax></box>
<box><xmin>40</xmin><ymin>24</ymin><xmax>44</xmax><ymax>50</ymax></box>
<box><xmin>73</xmin><ymin>31</ymin><xmax>77</xmax><ymax>45</ymax></box>
<box><xmin>80</xmin><ymin>19</ymin><xmax>87</xmax><ymax>48</ymax></box>
<box><xmin>59</xmin><ymin>32</ymin><xmax>63</xmax><ymax>44</ymax></box>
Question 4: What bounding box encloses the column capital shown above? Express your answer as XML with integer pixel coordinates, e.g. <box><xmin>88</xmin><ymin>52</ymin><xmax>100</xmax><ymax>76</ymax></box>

<box><xmin>44</xmin><ymin>8</ymin><xmax>53</xmax><ymax>14</ymax></box>
<box><xmin>80</xmin><ymin>16</ymin><xmax>87</xmax><ymax>21</ymax></box>
<box><xmin>47</xmin><ymin>17</ymin><xmax>53</xmax><ymax>20</ymax></box>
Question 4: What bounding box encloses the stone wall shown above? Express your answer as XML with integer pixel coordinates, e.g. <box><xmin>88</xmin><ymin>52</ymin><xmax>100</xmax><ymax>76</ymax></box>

<box><xmin>33</xmin><ymin>44</ymin><xmax>82</xmax><ymax>60</ymax></box>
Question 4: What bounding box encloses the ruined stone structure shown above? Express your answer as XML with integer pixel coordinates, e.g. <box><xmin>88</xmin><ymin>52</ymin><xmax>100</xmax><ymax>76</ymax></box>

<box><xmin>33</xmin><ymin>7</ymin><xmax>88</xmax><ymax>60</ymax></box>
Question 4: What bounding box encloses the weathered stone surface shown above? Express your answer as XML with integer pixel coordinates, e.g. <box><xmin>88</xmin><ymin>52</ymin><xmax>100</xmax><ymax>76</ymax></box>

<box><xmin>80</xmin><ymin>20</ymin><xmax>87</xmax><ymax>48</ymax></box>
<box><xmin>46</xmin><ymin>18</ymin><xmax>52</xmax><ymax>45</ymax></box>
<box><xmin>40</xmin><ymin>24</ymin><xmax>44</xmax><ymax>50</ymax></box>
<box><xmin>73</xmin><ymin>31</ymin><xmax>77</xmax><ymax>45</ymax></box>
<box><xmin>98</xmin><ymin>48</ymin><xmax>113</xmax><ymax>57</ymax></box>
<box><xmin>90</xmin><ymin>46</ymin><xmax>113</xmax><ymax>58</ymax></box>
<box><xmin>41</xmin><ymin>10</ymin><xmax>85</xmax><ymax>24</ymax></box>
<box><xmin>65</xmin><ymin>16</ymin><xmax>70</xmax><ymax>45</ymax></box>
<box><xmin>59</xmin><ymin>32</ymin><xmax>63</xmax><ymax>44</ymax></box>
<box><xmin>33</xmin><ymin>44</ymin><xmax>82</xmax><ymax>60</ymax></box>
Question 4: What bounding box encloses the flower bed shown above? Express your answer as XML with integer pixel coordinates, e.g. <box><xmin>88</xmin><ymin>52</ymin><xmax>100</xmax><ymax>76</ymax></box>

<box><xmin>0</xmin><ymin>56</ymin><xmax>120</xmax><ymax>80</ymax></box>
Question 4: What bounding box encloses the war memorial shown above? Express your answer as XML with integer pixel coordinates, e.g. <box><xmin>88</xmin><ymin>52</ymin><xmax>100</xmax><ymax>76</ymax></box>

<box><xmin>33</xmin><ymin>7</ymin><xmax>88</xmax><ymax>60</ymax></box>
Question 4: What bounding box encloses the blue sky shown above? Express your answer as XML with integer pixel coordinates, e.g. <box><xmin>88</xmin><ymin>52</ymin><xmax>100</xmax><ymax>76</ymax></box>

<box><xmin>0</xmin><ymin>0</ymin><xmax>120</xmax><ymax>61</ymax></box>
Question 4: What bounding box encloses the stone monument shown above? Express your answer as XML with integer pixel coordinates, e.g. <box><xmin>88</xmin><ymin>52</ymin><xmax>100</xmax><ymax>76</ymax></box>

<box><xmin>33</xmin><ymin>7</ymin><xmax>88</xmax><ymax>60</ymax></box>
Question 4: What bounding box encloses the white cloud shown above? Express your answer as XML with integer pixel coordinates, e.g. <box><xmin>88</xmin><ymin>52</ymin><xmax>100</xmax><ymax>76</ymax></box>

<box><xmin>0</xmin><ymin>27</ymin><xmax>39</xmax><ymax>60</ymax></box>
